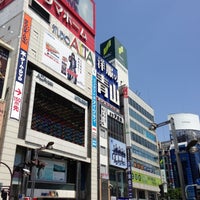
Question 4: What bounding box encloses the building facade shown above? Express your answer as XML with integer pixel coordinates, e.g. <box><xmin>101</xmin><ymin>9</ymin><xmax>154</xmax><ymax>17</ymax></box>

<box><xmin>120</xmin><ymin>86</ymin><xmax>161</xmax><ymax>200</ymax></box>
<box><xmin>159</xmin><ymin>113</ymin><xmax>200</xmax><ymax>200</ymax></box>
<box><xmin>0</xmin><ymin>0</ymin><xmax>96</xmax><ymax>199</ymax></box>
<box><xmin>169</xmin><ymin>113</ymin><xmax>200</xmax><ymax>200</ymax></box>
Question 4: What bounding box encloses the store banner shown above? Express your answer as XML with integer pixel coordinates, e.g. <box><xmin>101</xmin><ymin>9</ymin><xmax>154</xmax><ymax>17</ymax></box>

<box><xmin>10</xmin><ymin>13</ymin><xmax>32</xmax><ymax>120</ymax></box>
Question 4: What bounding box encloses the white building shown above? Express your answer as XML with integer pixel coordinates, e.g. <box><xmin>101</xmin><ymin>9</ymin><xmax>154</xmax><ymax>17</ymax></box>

<box><xmin>120</xmin><ymin>86</ymin><xmax>161</xmax><ymax>200</ymax></box>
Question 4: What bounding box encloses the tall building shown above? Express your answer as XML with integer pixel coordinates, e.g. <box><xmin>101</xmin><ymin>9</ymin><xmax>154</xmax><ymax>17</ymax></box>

<box><xmin>168</xmin><ymin>113</ymin><xmax>200</xmax><ymax>199</ymax></box>
<box><xmin>158</xmin><ymin>113</ymin><xmax>200</xmax><ymax>200</ymax></box>
<box><xmin>0</xmin><ymin>0</ymin><xmax>97</xmax><ymax>199</ymax></box>
<box><xmin>120</xmin><ymin>86</ymin><xmax>161</xmax><ymax>200</ymax></box>
<box><xmin>95</xmin><ymin>51</ymin><xmax>127</xmax><ymax>199</ymax></box>
<box><xmin>99</xmin><ymin>36</ymin><xmax>161</xmax><ymax>200</ymax></box>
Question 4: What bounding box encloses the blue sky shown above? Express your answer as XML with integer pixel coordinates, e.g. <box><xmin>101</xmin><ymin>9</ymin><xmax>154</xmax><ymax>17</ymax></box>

<box><xmin>95</xmin><ymin>0</ymin><xmax>200</xmax><ymax>141</ymax></box>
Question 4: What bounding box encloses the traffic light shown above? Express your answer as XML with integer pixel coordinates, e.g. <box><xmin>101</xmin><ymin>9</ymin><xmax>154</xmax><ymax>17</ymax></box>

<box><xmin>26</xmin><ymin>160</ymin><xmax>46</xmax><ymax>168</ymax></box>
<box><xmin>37</xmin><ymin>160</ymin><xmax>46</xmax><ymax>169</ymax></box>
<box><xmin>26</xmin><ymin>160</ymin><xmax>38</xmax><ymax>167</ymax></box>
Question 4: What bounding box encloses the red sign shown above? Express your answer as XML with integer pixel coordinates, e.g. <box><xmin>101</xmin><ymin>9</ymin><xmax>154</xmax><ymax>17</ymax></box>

<box><xmin>20</xmin><ymin>13</ymin><xmax>32</xmax><ymax>51</ymax></box>
<box><xmin>36</xmin><ymin>0</ymin><xmax>95</xmax><ymax>51</ymax></box>
<box><xmin>123</xmin><ymin>86</ymin><xmax>128</xmax><ymax>98</ymax></box>
<box><xmin>0</xmin><ymin>0</ymin><xmax>14</xmax><ymax>10</ymax></box>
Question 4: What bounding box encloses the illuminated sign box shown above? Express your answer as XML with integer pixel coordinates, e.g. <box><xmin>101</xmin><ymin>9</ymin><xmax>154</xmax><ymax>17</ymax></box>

<box><xmin>100</xmin><ymin>37</ymin><xmax>128</xmax><ymax>69</ymax></box>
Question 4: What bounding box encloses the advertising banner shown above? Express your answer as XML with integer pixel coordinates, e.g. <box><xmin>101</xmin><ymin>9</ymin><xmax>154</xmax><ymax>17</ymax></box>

<box><xmin>11</xmin><ymin>13</ymin><xmax>32</xmax><ymax>120</ymax></box>
<box><xmin>132</xmin><ymin>171</ymin><xmax>161</xmax><ymax>186</ymax></box>
<box><xmin>96</xmin><ymin>52</ymin><xmax>119</xmax><ymax>109</ymax></box>
<box><xmin>42</xmin><ymin>32</ymin><xmax>85</xmax><ymax>88</ymax></box>
<box><xmin>0</xmin><ymin>46</ymin><xmax>9</xmax><ymax>98</ymax></box>
<box><xmin>109</xmin><ymin>137</ymin><xmax>127</xmax><ymax>169</ymax></box>
<box><xmin>35</xmin><ymin>158</ymin><xmax>66</xmax><ymax>183</ymax></box>
<box><xmin>92</xmin><ymin>68</ymin><xmax>97</xmax><ymax>148</ymax></box>
<box><xmin>127</xmin><ymin>147</ymin><xmax>133</xmax><ymax>198</ymax></box>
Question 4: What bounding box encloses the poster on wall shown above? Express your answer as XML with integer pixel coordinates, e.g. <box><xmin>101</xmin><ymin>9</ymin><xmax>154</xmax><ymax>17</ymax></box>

<box><xmin>35</xmin><ymin>159</ymin><xmax>66</xmax><ymax>183</ymax></box>
<box><xmin>42</xmin><ymin>32</ymin><xmax>85</xmax><ymax>88</ymax></box>
<box><xmin>109</xmin><ymin>137</ymin><xmax>127</xmax><ymax>169</ymax></box>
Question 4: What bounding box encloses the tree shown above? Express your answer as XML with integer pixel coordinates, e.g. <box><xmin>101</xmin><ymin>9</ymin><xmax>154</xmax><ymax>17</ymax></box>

<box><xmin>165</xmin><ymin>188</ymin><xmax>182</xmax><ymax>200</ymax></box>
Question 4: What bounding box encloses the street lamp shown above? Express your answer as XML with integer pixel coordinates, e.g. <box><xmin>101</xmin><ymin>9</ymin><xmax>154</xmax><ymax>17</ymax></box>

<box><xmin>149</xmin><ymin>117</ymin><xmax>186</xmax><ymax>200</ymax></box>
<box><xmin>30</xmin><ymin>142</ymin><xmax>54</xmax><ymax>199</ymax></box>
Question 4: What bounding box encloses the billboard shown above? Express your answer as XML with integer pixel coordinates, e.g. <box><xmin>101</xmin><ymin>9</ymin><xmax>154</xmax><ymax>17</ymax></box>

<box><xmin>168</xmin><ymin>113</ymin><xmax>200</xmax><ymax>131</ymax></box>
<box><xmin>35</xmin><ymin>0</ymin><xmax>95</xmax><ymax>51</ymax></box>
<box><xmin>42</xmin><ymin>32</ymin><xmax>86</xmax><ymax>88</ymax></box>
<box><xmin>96</xmin><ymin>52</ymin><xmax>119</xmax><ymax>109</ymax></box>
<box><xmin>34</xmin><ymin>158</ymin><xmax>67</xmax><ymax>183</ymax></box>
<box><xmin>100</xmin><ymin>37</ymin><xmax>128</xmax><ymax>69</ymax></box>
<box><xmin>109</xmin><ymin>137</ymin><xmax>127</xmax><ymax>169</ymax></box>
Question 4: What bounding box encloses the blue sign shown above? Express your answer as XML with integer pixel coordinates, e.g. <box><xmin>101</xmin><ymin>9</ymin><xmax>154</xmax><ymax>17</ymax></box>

<box><xmin>16</xmin><ymin>48</ymin><xmax>27</xmax><ymax>84</ymax></box>
<box><xmin>96</xmin><ymin>52</ymin><xmax>119</xmax><ymax>109</ymax></box>
<box><xmin>109</xmin><ymin>137</ymin><xmax>127</xmax><ymax>169</ymax></box>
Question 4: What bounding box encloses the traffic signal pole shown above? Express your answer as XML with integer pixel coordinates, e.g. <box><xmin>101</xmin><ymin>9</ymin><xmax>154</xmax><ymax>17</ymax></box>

<box><xmin>149</xmin><ymin>118</ymin><xmax>186</xmax><ymax>200</ymax></box>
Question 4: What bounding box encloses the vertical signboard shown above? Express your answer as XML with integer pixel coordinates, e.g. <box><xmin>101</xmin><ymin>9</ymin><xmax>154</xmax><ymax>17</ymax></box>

<box><xmin>127</xmin><ymin>147</ymin><xmax>133</xmax><ymax>198</ymax></box>
<box><xmin>96</xmin><ymin>52</ymin><xmax>119</xmax><ymax>109</ymax></box>
<box><xmin>10</xmin><ymin>13</ymin><xmax>32</xmax><ymax>120</ymax></box>
<box><xmin>0</xmin><ymin>46</ymin><xmax>9</xmax><ymax>98</ymax></box>
<box><xmin>92</xmin><ymin>68</ymin><xmax>97</xmax><ymax>148</ymax></box>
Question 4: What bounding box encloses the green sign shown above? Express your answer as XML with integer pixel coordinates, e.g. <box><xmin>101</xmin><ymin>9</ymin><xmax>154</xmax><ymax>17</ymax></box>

<box><xmin>100</xmin><ymin>37</ymin><xmax>128</xmax><ymax>69</ymax></box>
<box><xmin>132</xmin><ymin>171</ymin><xmax>161</xmax><ymax>186</ymax></box>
